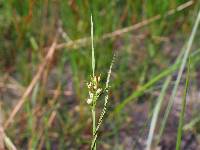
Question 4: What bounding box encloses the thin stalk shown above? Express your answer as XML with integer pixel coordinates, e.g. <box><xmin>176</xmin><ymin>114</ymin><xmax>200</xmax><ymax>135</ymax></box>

<box><xmin>91</xmin><ymin>15</ymin><xmax>95</xmax><ymax>77</ymax></box>
<box><xmin>90</xmin><ymin>14</ymin><xmax>96</xmax><ymax>150</ymax></box>
<box><xmin>92</xmin><ymin>108</ymin><xmax>96</xmax><ymax>136</ymax></box>
<box><xmin>175</xmin><ymin>57</ymin><xmax>191</xmax><ymax>150</ymax></box>
<box><xmin>91</xmin><ymin>108</ymin><xmax>96</xmax><ymax>150</ymax></box>
<box><xmin>91</xmin><ymin>56</ymin><xmax>115</xmax><ymax>149</ymax></box>
<box><xmin>146</xmin><ymin>76</ymin><xmax>171</xmax><ymax>150</ymax></box>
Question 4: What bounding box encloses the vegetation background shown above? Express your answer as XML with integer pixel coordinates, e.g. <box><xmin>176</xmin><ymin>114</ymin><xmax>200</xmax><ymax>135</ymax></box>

<box><xmin>0</xmin><ymin>0</ymin><xmax>200</xmax><ymax>149</ymax></box>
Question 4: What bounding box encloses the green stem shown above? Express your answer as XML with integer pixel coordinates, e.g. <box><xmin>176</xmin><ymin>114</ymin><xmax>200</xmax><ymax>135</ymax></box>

<box><xmin>92</xmin><ymin>109</ymin><xmax>96</xmax><ymax>136</ymax></box>
<box><xmin>175</xmin><ymin>57</ymin><xmax>190</xmax><ymax>150</ymax></box>
<box><xmin>91</xmin><ymin>106</ymin><xmax>96</xmax><ymax>150</ymax></box>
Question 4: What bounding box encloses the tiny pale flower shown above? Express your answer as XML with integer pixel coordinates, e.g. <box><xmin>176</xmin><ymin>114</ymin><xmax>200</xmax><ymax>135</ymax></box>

<box><xmin>97</xmin><ymin>75</ymin><xmax>100</xmax><ymax>82</ymax></box>
<box><xmin>87</xmin><ymin>82</ymin><xmax>92</xmax><ymax>89</ymax></box>
<box><xmin>96</xmin><ymin>88</ymin><xmax>102</xmax><ymax>95</ymax></box>
<box><xmin>87</xmin><ymin>98</ymin><xmax>92</xmax><ymax>104</ymax></box>
<box><xmin>89</xmin><ymin>92</ymin><xmax>93</xmax><ymax>98</ymax></box>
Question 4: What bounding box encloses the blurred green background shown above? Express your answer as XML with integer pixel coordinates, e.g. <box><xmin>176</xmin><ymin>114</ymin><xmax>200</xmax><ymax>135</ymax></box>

<box><xmin>0</xmin><ymin>0</ymin><xmax>200</xmax><ymax>149</ymax></box>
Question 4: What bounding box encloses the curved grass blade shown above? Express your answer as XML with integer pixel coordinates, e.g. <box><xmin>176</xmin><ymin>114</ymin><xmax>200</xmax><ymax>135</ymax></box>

<box><xmin>146</xmin><ymin>76</ymin><xmax>171</xmax><ymax>150</ymax></box>
<box><xmin>158</xmin><ymin>10</ymin><xmax>200</xmax><ymax>141</ymax></box>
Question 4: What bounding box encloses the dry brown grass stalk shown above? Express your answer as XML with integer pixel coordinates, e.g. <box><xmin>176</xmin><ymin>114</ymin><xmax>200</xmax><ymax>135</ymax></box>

<box><xmin>4</xmin><ymin>40</ymin><xmax>57</xmax><ymax>129</ymax></box>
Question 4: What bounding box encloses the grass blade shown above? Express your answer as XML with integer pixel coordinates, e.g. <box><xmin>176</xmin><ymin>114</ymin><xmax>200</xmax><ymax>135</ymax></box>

<box><xmin>175</xmin><ymin>57</ymin><xmax>191</xmax><ymax>150</ymax></box>
<box><xmin>183</xmin><ymin>115</ymin><xmax>200</xmax><ymax>131</ymax></box>
<box><xmin>114</xmin><ymin>64</ymin><xmax>177</xmax><ymax>113</ymax></box>
<box><xmin>158</xmin><ymin>9</ymin><xmax>200</xmax><ymax>141</ymax></box>
<box><xmin>146</xmin><ymin>76</ymin><xmax>171</xmax><ymax>150</ymax></box>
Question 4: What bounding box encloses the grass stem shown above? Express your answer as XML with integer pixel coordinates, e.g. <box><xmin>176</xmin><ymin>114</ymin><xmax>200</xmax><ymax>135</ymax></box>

<box><xmin>175</xmin><ymin>57</ymin><xmax>191</xmax><ymax>150</ymax></box>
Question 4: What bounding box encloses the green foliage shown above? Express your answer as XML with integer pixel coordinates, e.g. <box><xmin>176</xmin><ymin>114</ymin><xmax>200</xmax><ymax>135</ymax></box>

<box><xmin>0</xmin><ymin>0</ymin><xmax>200</xmax><ymax>149</ymax></box>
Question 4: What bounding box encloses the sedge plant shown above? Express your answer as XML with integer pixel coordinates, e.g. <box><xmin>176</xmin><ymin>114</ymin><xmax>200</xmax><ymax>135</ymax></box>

<box><xmin>86</xmin><ymin>15</ymin><xmax>115</xmax><ymax>150</ymax></box>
